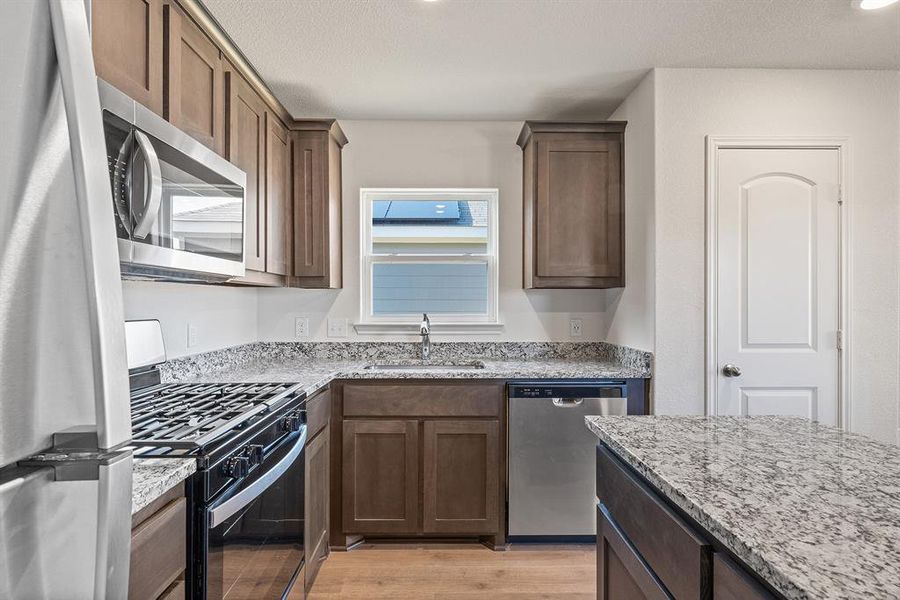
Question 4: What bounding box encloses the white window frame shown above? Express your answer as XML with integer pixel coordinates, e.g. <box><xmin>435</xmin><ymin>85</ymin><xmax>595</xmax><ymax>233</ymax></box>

<box><xmin>355</xmin><ymin>188</ymin><xmax>502</xmax><ymax>335</ymax></box>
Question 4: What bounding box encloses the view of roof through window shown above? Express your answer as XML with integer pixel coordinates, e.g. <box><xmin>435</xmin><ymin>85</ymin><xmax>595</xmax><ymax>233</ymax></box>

<box><xmin>371</xmin><ymin>199</ymin><xmax>489</xmax><ymax>255</ymax></box>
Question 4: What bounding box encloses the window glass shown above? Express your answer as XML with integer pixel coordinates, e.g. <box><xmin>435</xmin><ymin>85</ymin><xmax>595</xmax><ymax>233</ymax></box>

<box><xmin>361</xmin><ymin>190</ymin><xmax>498</xmax><ymax>324</ymax></box>
<box><xmin>371</xmin><ymin>199</ymin><xmax>489</xmax><ymax>255</ymax></box>
<box><xmin>372</xmin><ymin>262</ymin><xmax>488</xmax><ymax>315</ymax></box>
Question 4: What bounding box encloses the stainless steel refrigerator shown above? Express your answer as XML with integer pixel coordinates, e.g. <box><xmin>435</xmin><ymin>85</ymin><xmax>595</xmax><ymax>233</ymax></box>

<box><xmin>0</xmin><ymin>1</ymin><xmax>134</xmax><ymax>598</ymax></box>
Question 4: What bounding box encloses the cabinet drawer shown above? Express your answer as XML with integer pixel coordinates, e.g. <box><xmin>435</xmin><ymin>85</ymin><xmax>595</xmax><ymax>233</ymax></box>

<box><xmin>596</xmin><ymin>445</ymin><xmax>712</xmax><ymax>600</ymax></box>
<box><xmin>598</xmin><ymin>504</ymin><xmax>671</xmax><ymax>600</ymax></box>
<box><xmin>129</xmin><ymin>496</ymin><xmax>186</xmax><ymax>600</ymax></box>
<box><xmin>306</xmin><ymin>387</ymin><xmax>331</xmax><ymax>440</ymax></box>
<box><xmin>713</xmin><ymin>554</ymin><xmax>775</xmax><ymax>600</ymax></box>
<box><xmin>343</xmin><ymin>384</ymin><xmax>502</xmax><ymax>418</ymax></box>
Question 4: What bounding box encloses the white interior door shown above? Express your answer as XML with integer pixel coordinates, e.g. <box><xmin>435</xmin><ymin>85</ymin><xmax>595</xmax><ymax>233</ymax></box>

<box><xmin>715</xmin><ymin>147</ymin><xmax>841</xmax><ymax>424</ymax></box>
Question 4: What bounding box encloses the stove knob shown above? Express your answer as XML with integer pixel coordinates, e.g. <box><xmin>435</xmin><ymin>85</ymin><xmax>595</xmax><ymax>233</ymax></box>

<box><xmin>246</xmin><ymin>444</ymin><xmax>264</xmax><ymax>466</ymax></box>
<box><xmin>281</xmin><ymin>412</ymin><xmax>302</xmax><ymax>432</ymax></box>
<box><xmin>224</xmin><ymin>455</ymin><xmax>250</xmax><ymax>478</ymax></box>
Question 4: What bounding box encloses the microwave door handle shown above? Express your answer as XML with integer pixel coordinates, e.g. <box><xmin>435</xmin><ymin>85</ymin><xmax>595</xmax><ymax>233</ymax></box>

<box><xmin>131</xmin><ymin>130</ymin><xmax>162</xmax><ymax>239</ymax></box>
<box><xmin>114</xmin><ymin>131</ymin><xmax>133</xmax><ymax>236</ymax></box>
<box><xmin>209</xmin><ymin>425</ymin><xmax>308</xmax><ymax>528</ymax></box>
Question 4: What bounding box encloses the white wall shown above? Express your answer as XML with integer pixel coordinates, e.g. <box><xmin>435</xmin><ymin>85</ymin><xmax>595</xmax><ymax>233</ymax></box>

<box><xmin>607</xmin><ymin>72</ymin><xmax>656</xmax><ymax>353</ymax></box>
<box><xmin>649</xmin><ymin>69</ymin><xmax>900</xmax><ymax>444</ymax></box>
<box><xmin>122</xmin><ymin>281</ymin><xmax>258</xmax><ymax>358</ymax></box>
<box><xmin>257</xmin><ymin>120</ymin><xmax>620</xmax><ymax>342</ymax></box>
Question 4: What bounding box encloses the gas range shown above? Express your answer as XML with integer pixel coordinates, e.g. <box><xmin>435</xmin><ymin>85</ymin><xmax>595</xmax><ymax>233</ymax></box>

<box><xmin>126</xmin><ymin>321</ymin><xmax>310</xmax><ymax>599</ymax></box>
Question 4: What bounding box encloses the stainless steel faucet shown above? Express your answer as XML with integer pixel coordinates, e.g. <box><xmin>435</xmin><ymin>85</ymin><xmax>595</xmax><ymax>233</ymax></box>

<box><xmin>420</xmin><ymin>313</ymin><xmax>431</xmax><ymax>361</ymax></box>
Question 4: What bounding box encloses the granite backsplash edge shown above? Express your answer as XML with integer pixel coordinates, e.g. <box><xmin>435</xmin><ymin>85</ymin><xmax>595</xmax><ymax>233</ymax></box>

<box><xmin>159</xmin><ymin>341</ymin><xmax>653</xmax><ymax>383</ymax></box>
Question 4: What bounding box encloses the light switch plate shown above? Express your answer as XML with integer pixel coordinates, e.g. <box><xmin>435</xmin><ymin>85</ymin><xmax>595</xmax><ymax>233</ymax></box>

<box><xmin>569</xmin><ymin>318</ymin><xmax>583</xmax><ymax>338</ymax></box>
<box><xmin>187</xmin><ymin>323</ymin><xmax>199</xmax><ymax>348</ymax></box>
<box><xmin>294</xmin><ymin>317</ymin><xmax>309</xmax><ymax>338</ymax></box>
<box><xmin>327</xmin><ymin>318</ymin><xmax>348</xmax><ymax>338</ymax></box>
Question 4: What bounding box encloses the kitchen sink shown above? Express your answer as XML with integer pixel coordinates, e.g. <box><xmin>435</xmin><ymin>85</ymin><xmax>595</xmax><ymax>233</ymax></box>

<box><xmin>363</xmin><ymin>360</ymin><xmax>486</xmax><ymax>371</ymax></box>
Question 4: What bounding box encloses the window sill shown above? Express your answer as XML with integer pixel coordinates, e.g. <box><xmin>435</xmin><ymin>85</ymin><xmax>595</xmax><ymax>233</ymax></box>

<box><xmin>353</xmin><ymin>322</ymin><xmax>505</xmax><ymax>335</ymax></box>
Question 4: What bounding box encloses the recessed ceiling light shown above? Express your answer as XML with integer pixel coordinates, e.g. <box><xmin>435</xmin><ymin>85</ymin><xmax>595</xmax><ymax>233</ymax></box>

<box><xmin>435</xmin><ymin>204</ymin><xmax>446</xmax><ymax>209</ymax></box>
<box><xmin>858</xmin><ymin>0</ymin><xmax>898</xmax><ymax>9</ymax></box>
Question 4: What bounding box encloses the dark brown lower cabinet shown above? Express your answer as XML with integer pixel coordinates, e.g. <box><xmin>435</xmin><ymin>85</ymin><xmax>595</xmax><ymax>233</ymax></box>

<box><xmin>129</xmin><ymin>484</ymin><xmax>186</xmax><ymax>600</ymax></box>
<box><xmin>334</xmin><ymin>381</ymin><xmax>506</xmax><ymax>546</ymax></box>
<box><xmin>423</xmin><ymin>420</ymin><xmax>499</xmax><ymax>534</ymax></box>
<box><xmin>713</xmin><ymin>554</ymin><xmax>776</xmax><ymax>600</ymax></box>
<box><xmin>342</xmin><ymin>419</ymin><xmax>419</xmax><ymax>533</ymax></box>
<box><xmin>597</xmin><ymin>504</ymin><xmax>670</xmax><ymax>600</ymax></box>
<box><xmin>597</xmin><ymin>444</ymin><xmax>781</xmax><ymax>600</ymax></box>
<box><xmin>304</xmin><ymin>422</ymin><xmax>330</xmax><ymax>592</ymax></box>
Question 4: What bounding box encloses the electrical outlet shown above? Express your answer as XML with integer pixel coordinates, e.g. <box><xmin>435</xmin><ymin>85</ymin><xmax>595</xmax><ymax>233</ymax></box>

<box><xmin>294</xmin><ymin>317</ymin><xmax>309</xmax><ymax>338</ymax></box>
<box><xmin>569</xmin><ymin>318</ymin><xmax>583</xmax><ymax>338</ymax></box>
<box><xmin>327</xmin><ymin>318</ymin><xmax>348</xmax><ymax>338</ymax></box>
<box><xmin>187</xmin><ymin>323</ymin><xmax>199</xmax><ymax>348</ymax></box>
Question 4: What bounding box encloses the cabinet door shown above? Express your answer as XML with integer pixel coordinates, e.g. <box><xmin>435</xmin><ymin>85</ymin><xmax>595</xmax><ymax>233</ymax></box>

<box><xmin>304</xmin><ymin>427</ymin><xmax>329</xmax><ymax>592</ymax></box>
<box><xmin>164</xmin><ymin>2</ymin><xmax>224</xmax><ymax>154</ymax></box>
<box><xmin>290</xmin><ymin>132</ymin><xmax>327</xmax><ymax>279</ymax></box>
<box><xmin>342</xmin><ymin>420</ymin><xmax>418</xmax><ymax>534</ymax></box>
<box><xmin>535</xmin><ymin>133</ymin><xmax>623</xmax><ymax>284</ymax></box>
<box><xmin>597</xmin><ymin>504</ymin><xmax>670</xmax><ymax>600</ymax></box>
<box><xmin>290</xmin><ymin>132</ymin><xmax>342</xmax><ymax>288</ymax></box>
<box><xmin>265</xmin><ymin>113</ymin><xmax>289</xmax><ymax>275</ymax></box>
<box><xmin>423</xmin><ymin>420</ymin><xmax>499</xmax><ymax>534</ymax></box>
<box><xmin>92</xmin><ymin>0</ymin><xmax>164</xmax><ymax>115</ymax></box>
<box><xmin>225</xmin><ymin>69</ymin><xmax>266</xmax><ymax>272</ymax></box>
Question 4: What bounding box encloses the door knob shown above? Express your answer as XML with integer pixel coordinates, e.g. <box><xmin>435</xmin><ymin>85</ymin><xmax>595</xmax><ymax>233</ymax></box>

<box><xmin>722</xmin><ymin>364</ymin><xmax>742</xmax><ymax>378</ymax></box>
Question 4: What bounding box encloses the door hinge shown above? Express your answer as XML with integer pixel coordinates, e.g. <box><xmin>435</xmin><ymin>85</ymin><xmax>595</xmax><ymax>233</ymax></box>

<box><xmin>836</xmin><ymin>329</ymin><xmax>844</xmax><ymax>351</ymax></box>
<box><xmin>838</xmin><ymin>185</ymin><xmax>843</xmax><ymax>205</ymax></box>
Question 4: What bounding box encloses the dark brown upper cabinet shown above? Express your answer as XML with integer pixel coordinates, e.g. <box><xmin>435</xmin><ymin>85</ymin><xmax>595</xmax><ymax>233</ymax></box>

<box><xmin>518</xmin><ymin>121</ymin><xmax>626</xmax><ymax>289</ymax></box>
<box><xmin>164</xmin><ymin>1</ymin><xmax>225</xmax><ymax>155</ymax></box>
<box><xmin>91</xmin><ymin>0</ymin><xmax>164</xmax><ymax>116</ymax></box>
<box><xmin>224</xmin><ymin>67</ymin><xmax>266</xmax><ymax>274</ymax></box>
<box><xmin>288</xmin><ymin>122</ymin><xmax>347</xmax><ymax>289</ymax></box>
<box><xmin>265</xmin><ymin>113</ymin><xmax>290</xmax><ymax>276</ymax></box>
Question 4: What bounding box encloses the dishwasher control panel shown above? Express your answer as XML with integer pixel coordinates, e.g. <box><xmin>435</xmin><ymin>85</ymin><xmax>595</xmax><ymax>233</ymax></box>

<box><xmin>508</xmin><ymin>381</ymin><xmax>627</xmax><ymax>399</ymax></box>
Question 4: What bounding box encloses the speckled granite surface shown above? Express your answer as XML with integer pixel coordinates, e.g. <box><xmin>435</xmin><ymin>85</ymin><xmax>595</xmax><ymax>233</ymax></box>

<box><xmin>159</xmin><ymin>341</ymin><xmax>652</xmax><ymax>392</ymax></box>
<box><xmin>131</xmin><ymin>458</ymin><xmax>196</xmax><ymax>515</ymax></box>
<box><xmin>585</xmin><ymin>415</ymin><xmax>900</xmax><ymax>600</ymax></box>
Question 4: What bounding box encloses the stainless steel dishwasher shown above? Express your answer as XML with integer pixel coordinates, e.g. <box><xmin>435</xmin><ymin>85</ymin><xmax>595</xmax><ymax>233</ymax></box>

<box><xmin>508</xmin><ymin>381</ymin><xmax>629</xmax><ymax>540</ymax></box>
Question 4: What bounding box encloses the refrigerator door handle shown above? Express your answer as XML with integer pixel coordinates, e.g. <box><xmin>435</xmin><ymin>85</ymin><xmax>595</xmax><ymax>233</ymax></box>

<box><xmin>49</xmin><ymin>0</ymin><xmax>132</xmax><ymax>451</ymax></box>
<box><xmin>131</xmin><ymin>130</ymin><xmax>163</xmax><ymax>240</ymax></box>
<box><xmin>94</xmin><ymin>450</ymin><xmax>134</xmax><ymax>600</ymax></box>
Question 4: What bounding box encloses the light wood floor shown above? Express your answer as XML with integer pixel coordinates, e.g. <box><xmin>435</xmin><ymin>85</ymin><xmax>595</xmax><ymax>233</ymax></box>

<box><xmin>307</xmin><ymin>543</ymin><xmax>596</xmax><ymax>600</ymax></box>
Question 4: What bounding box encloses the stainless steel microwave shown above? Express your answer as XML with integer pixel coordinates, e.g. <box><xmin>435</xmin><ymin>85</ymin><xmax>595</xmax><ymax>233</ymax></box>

<box><xmin>98</xmin><ymin>79</ymin><xmax>246</xmax><ymax>282</ymax></box>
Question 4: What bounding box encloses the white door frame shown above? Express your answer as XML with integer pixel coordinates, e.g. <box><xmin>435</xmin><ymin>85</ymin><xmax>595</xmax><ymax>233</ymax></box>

<box><xmin>705</xmin><ymin>136</ymin><xmax>851</xmax><ymax>428</ymax></box>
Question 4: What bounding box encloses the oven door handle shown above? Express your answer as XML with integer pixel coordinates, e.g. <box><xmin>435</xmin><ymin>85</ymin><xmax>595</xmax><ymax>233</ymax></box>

<box><xmin>208</xmin><ymin>425</ymin><xmax>308</xmax><ymax>528</ymax></box>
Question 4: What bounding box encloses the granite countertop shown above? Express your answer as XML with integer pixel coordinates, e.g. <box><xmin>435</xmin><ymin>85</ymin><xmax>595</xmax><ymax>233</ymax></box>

<box><xmin>159</xmin><ymin>341</ymin><xmax>653</xmax><ymax>397</ymax></box>
<box><xmin>129</xmin><ymin>341</ymin><xmax>651</xmax><ymax>516</ymax></box>
<box><xmin>132</xmin><ymin>457</ymin><xmax>196</xmax><ymax>515</ymax></box>
<box><xmin>585</xmin><ymin>415</ymin><xmax>900</xmax><ymax>600</ymax></box>
<box><xmin>168</xmin><ymin>357</ymin><xmax>649</xmax><ymax>397</ymax></box>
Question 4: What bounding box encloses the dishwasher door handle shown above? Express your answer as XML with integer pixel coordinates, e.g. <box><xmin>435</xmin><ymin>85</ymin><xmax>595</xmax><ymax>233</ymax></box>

<box><xmin>551</xmin><ymin>398</ymin><xmax>584</xmax><ymax>408</ymax></box>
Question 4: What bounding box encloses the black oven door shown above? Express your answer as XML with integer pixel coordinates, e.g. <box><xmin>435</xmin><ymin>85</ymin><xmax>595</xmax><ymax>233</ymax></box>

<box><xmin>206</xmin><ymin>426</ymin><xmax>307</xmax><ymax>600</ymax></box>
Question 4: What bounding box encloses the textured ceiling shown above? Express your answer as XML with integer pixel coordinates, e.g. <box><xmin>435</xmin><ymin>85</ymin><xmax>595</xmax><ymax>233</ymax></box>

<box><xmin>202</xmin><ymin>0</ymin><xmax>900</xmax><ymax>120</ymax></box>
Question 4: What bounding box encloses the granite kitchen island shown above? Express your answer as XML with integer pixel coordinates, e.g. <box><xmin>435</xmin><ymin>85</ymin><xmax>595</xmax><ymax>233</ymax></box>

<box><xmin>586</xmin><ymin>415</ymin><xmax>900</xmax><ymax>600</ymax></box>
